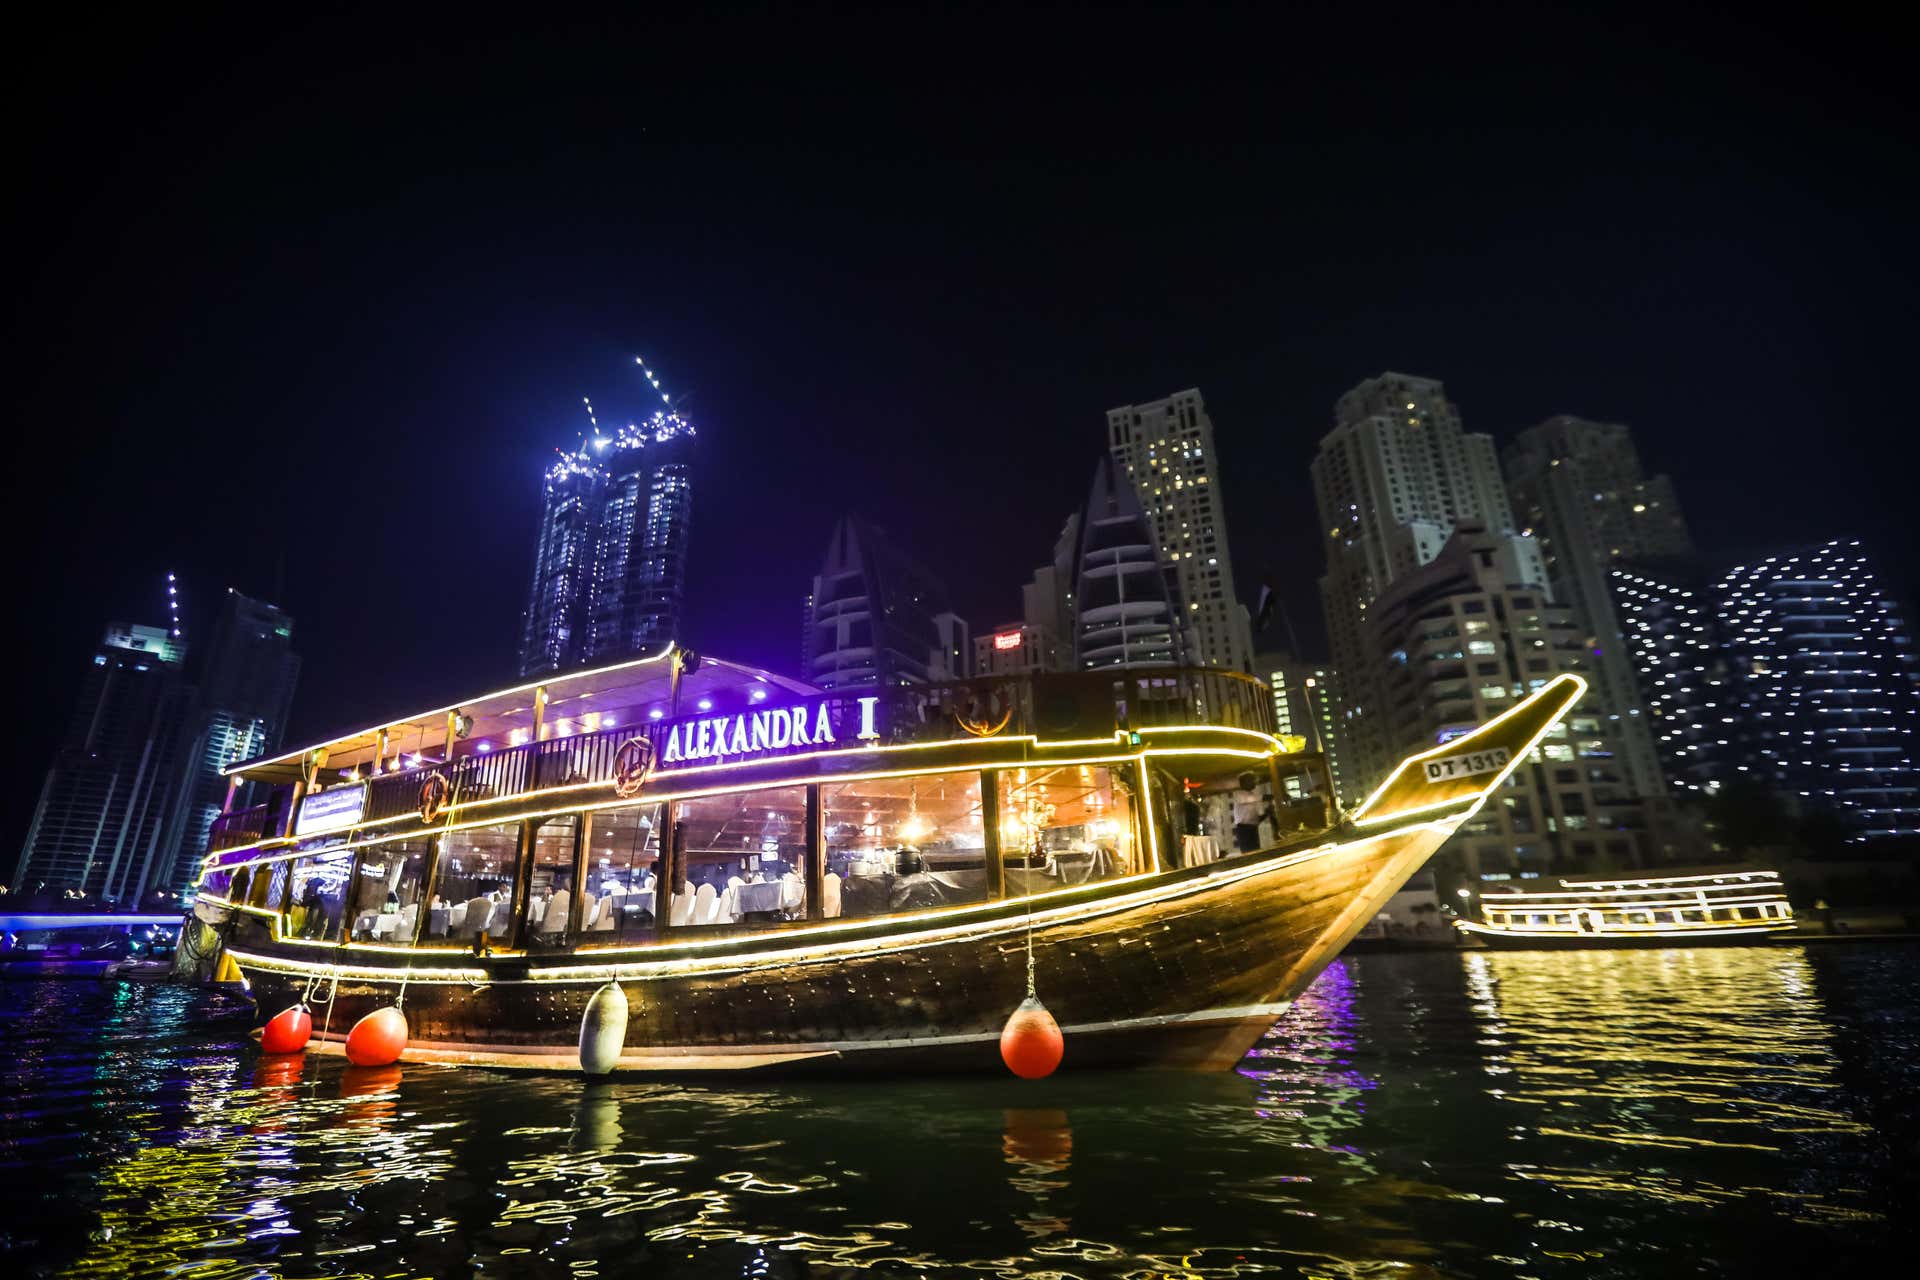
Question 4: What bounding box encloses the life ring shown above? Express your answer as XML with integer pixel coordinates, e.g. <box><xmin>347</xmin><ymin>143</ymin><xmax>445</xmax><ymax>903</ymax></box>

<box><xmin>418</xmin><ymin>772</ymin><xmax>451</xmax><ymax>824</ymax></box>
<box><xmin>612</xmin><ymin>736</ymin><xmax>656</xmax><ymax>798</ymax></box>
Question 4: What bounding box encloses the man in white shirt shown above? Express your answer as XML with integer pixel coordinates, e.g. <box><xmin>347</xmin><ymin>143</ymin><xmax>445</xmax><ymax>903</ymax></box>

<box><xmin>1231</xmin><ymin>772</ymin><xmax>1270</xmax><ymax>855</ymax></box>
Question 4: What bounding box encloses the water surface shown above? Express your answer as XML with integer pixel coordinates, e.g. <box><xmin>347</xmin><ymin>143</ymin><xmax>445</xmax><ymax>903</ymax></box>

<box><xmin>3</xmin><ymin>944</ymin><xmax>1914</xmax><ymax>1276</ymax></box>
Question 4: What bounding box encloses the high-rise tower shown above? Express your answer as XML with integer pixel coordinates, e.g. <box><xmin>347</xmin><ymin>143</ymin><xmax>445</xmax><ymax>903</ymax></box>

<box><xmin>171</xmin><ymin>590</ymin><xmax>301</xmax><ymax>896</ymax></box>
<box><xmin>518</xmin><ymin>362</ymin><xmax>697</xmax><ymax>678</ymax></box>
<box><xmin>1068</xmin><ymin>456</ymin><xmax>1189</xmax><ymax>670</ymax></box>
<box><xmin>1106</xmin><ymin>389</ymin><xmax>1251</xmax><ymax>672</ymax></box>
<box><xmin>802</xmin><ymin>516</ymin><xmax>960</xmax><ymax>690</ymax></box>
<box><xmin>1503</xmin><ymin>415</ymin><xmax>1696</xmax><ymax>799</ymax></box>
<box><xmin>1312</xmin><ymin>373</ymin><xmax>1545</xmax><ymax>788</ymax></box>
<box><xmin>1716</xmin><ymin>541</ymin><xmax>1920</xmax><ymax>838</ymax></box>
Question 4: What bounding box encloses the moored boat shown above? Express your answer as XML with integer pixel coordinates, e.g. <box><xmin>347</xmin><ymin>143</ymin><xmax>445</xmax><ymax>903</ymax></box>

<box><xmin>195</xmin><ymin>648</ymin><xmax>1585</xmax><ymax>1072</ymax></box>
<box><xmin>1454</xmin><ymin>866</ymin><xmax>1797</xmax><ymax>949</ymax></box>
<box><xmin>0</xmin><ymin>914</ymin><xmax>182</xmax><ymax>980</ymax></box>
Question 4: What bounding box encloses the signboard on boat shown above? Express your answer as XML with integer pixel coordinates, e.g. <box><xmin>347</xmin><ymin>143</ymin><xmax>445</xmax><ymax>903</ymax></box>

<box><xmin>652</xmin><ymin>693</ymin><xmax>880</xmax><ymax>771</ymax></box>
<box><xmin>294</xmin><ymin>783</ymin><xmax>367</xmax><ymax>836</ymax></box>
<box><xmin>1422</xmin><ymin>745</ymin><xmax>1510</xmax><ymax>783</ymax></box>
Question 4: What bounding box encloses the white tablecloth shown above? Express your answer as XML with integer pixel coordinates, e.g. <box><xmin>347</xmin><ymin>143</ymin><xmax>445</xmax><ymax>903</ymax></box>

<box><xmin>731</xmin><ymin>880</ymin><xmax>803</xmax><ymax>914</ymax></box>
<box><xmin>1181</xmin><ymin>835</ymin><xmax>1223</xmax><ymax>867</ymax></box>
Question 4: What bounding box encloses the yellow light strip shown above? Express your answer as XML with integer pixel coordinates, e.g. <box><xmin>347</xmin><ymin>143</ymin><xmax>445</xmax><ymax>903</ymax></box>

<box><xmin>1489</xmin><ymin>871</ymin><xmax>1783</xmax><ymax>897</ymax></box>
<box><xmin>1482</xmin><ymin>890</ymin><xmax>1781</xmax><ymax>909</ymax></box>
<box><xmin>1350</xmin><ymin>674</ymin><xmax>1587</xmax><ymax>828</ymax></box>
<box><xmin>228</xmin><ymin>946</ymin><xmax>488</xmax><ymax>982</ymax></box>
<box><xmin>1456</xmin><ymin>919</ymin><xmax>1792</xmax><ymax>939</ymax></box>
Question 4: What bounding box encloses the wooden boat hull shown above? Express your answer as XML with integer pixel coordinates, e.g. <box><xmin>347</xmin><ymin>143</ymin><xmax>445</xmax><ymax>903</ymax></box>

<box><xmin>234</xmin><ymin>819</ymin><xmax>1449</xmax><ymax>1074</ymax></box>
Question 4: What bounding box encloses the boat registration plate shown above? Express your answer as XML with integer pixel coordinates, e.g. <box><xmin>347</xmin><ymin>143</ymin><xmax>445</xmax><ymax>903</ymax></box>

<box><xmin>1423</xmin><ymin>746</ymin><xmax>1510</xmax><ymax>782</ymax></box>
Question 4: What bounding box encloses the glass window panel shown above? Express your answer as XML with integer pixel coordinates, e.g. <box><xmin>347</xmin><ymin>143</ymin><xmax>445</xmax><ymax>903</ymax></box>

<box><xmin>526</xmin><ymin>817</ymin><xmax>583</xmax><ymax>948</ymax></box>
<box><xmin>579</xmin><ymin>805</ymin><xmax>662</xmax><ymax>943</ymax></box>
<box><xmin>432</xmin><ymin>823</ymin><xmax>522</xmax><ymax>943</ymax></box>
<box><xmin>996</xmin><ymin>765</ymin><xmax>1138</xmax><ymax>900</ymax></box>
<box><xmin>823</xmin><ymin>771</ymin><xmax>987</xmax><ymax>920</ymax></box>
<box><xmin>347</xmin><ymin>838</ymin><xmax>432</xmax><ymax>942</ymax></box>
<box><xmin>669</xmin><ymin>786</ymin><xmax>808</xmax><ymax>928</ymax></box>
<box><xmin>288</xmin><ymin>850</ymin><xmax>354</xmax><ymax>941</ymax></box>
<box><xmin>248</xmin><ymin>860</ymin><xmax>285</xmax><ymax>911</ymax></box>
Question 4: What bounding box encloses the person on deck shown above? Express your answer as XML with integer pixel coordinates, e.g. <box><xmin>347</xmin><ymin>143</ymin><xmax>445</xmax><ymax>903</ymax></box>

<box><xmin>1230</xmin><ymin>772</ymin><xmax>1271</xmax><ymax>855</ymax></box>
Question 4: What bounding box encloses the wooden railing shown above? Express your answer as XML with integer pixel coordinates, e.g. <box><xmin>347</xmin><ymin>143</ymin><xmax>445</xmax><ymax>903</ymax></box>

<box><xmin>210</xmin><ymin>804</ymin><xmax>272</xmax><ymax>852</ymax></box>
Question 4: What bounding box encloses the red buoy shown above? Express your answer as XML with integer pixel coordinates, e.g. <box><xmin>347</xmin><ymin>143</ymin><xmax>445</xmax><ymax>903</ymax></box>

<box><xmin>345</xmin><ymin>1006</ymin><xmax>409</xmax><ymax>1067</ymax></box>
<box><xmin>260</xmin><ymin>1003</ymin><xmax>312</xmax><ymax>1055</ymax></box>
<box><xmin>999</xmin><ymin>996</ymin><xmax>1064</xmax><ymax>1078</ymax></box>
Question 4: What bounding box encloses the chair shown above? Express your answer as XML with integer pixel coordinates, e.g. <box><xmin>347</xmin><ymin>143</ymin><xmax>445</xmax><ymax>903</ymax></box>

<box><xmin>398</xmin><ymin>902</ymin><xmax>419</xmax><ymax>938</ymax></box>
<box><xmin>669</xmin><ymin>890</ymin><xmax>694</xmax><ymax>926</ymax></box>
<box><xmin>538</xmin><ymin>888</ymin><xmax>571</xmax><ymax>937</ymax></box>
<box><xmin>692</xmin><ymin>883</ymin><xmax>720</xmax><ymax>925</ymax></box>
<box><xmin>822</xmin><ymin>871</ymin><xmax>842</xmax><ymax>919</ymax></box>
<box><xmin>593</xmin><ymin>893</ymin><xmax>618</xmax><ymax>931</ymax></box>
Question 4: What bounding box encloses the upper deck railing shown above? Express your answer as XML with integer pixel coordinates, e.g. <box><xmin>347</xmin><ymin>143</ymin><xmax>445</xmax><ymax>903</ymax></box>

<box><xmin>207</xmin><ymin>665</ymin><xmax>1277</xmax><ymax>857</ymax></box>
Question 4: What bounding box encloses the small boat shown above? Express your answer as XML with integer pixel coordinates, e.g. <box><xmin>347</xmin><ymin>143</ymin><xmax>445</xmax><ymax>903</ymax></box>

<box><xmin>1454</xmin><ymin>867</ymin><xmax>1797</xmax><ymax>949</ymax></box>
<box><xmin>0</xmin><ymin>914</ymin><xmax>183</xmax><ymax>980</ymax></box>
<box><xmin>194</xmin><ymin>649</ymin><xmax>1584</xmax><ymax>1073</ymax></box>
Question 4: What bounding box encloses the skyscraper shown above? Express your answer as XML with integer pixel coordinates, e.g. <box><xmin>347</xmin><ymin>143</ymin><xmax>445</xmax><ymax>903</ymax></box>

<box><xmin>1106</xmin><ymin>389</ymin><xmax>1252</xmax><ymax>671</ymax></box>
<box><xmin>14</xmin><ymin>621</ymin><xmax>196</xmax><ymax>900</ymax></box>
<box><xmin>1610</xmin><ymin>564</ymin><xmax>1734</xmax><ymax>796</ymax></box>
<box><xmin>13</xmin><ymin>582</ymin><xmax>303</xmax><ymax>902</ymax></box>
<box><xmin>803</xmin><ymin>516</ymin><xmax>961</xmax><ymax>690</ymax></box>
<box><xmin>171</xmin><ymin>591</ymin><xmax>301</xmax><ymax>895</ymax></box>
<box><xmin>1714</xmin><ymin>541</ymin><xmax>1920</xmax><ymax>838</ymax></box>
<box><xmin>1364</xmin><ymin>525</ymin><xmax>1648</xmax><ymax>877</ymax></box>
<box><xmin>1503</xmin><ymin>415</ymin><xmax>1695</xmax><ymax>799</ymax></box>
<box><xmin>518</xmin><ymin>390</ymin><xmax>696</xmax><ymax>679</ymax></box>
<box><xmin>1312</xmin><ymin>373</ymin><xmax>1544</xmax><ymax>787</ymax></box>
<box><xmin>1068</xmin><ymin>456</ymin><xmax>1189</xmax><ymax>670</ymax></box>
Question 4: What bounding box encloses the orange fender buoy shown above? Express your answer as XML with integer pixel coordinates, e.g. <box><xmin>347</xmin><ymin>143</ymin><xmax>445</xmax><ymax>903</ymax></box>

<box><xmin>999</xmin><ymin>996</ymin><xmax>1064</xmax><ymax>1078</ymax></box>
<box><xmin>345</xmin><ymin>1006</ymin><xmax>409</xmax><ymax>1067</ymax></box>
<box><xmin>260</xmin><ymin>1003</ymin><xmax>312</xmax><ymax>1055</ymax></box>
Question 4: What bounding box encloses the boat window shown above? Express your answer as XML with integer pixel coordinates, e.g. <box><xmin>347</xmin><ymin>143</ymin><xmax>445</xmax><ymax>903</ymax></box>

<box><xmin>247</xmin><ymin>860</ymin><xmax>285</xmax><ymax>912</ymax></box>
<box><xmin>996</xmin><ymin>765</ymin><xmax>1138</xmax><ymax>900</ymax></box>
<box><xmin>527</xmin><ymin>817</ymin><xmax>584</xmax><ymax>948</ymax></box>
<box><xmin>288</xmin><ymin>850</ymin><xmax>354</xmax><ymax>941</ymax></box>
<box><xmin>823</xmin><ymin>771</ymin><xmax>988</xmax><ymax>920</ymax></box>
<box><xmin>347</xmin><ymin>839</ymin><xmax>431</xmax><ymax>944</ymax></box>
<box><xmin>669</xmin><ymin>786</ymin><xmax>808</xmax><ymax>928</ymax></box>
<box><xmin>578</xmin><ymin>806</ymin><xmax>661</xmax><ymax>943</ymax></box>
<box><xmin>432</xmin><ymin>823</ymin><xmax>522</xmax><ymax>944</ymax></box>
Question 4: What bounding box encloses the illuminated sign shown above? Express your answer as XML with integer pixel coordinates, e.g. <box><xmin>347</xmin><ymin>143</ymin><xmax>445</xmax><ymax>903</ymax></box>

<box><xmin>653</xmin><ymin>695</ymin><xmax>879</xmax><ymax>768</ymax></box>
<box><xmin>992</xmin><ymin>631</ymin><xmax>1023</xmax><ymax>651</ymax></box>
<box><xmin>294</xmin><ymin>784</ymin><xmax>367</xmax><ymax>836</ymax></box>
<box><xmin>1422</xmin><ymin>746</ymin><xmax>1510</xmax><ymax>782</ymax></box>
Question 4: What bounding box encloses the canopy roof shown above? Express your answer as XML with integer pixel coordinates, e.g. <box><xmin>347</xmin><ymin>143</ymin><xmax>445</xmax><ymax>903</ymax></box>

<box><xmin>226</xmin><ymin>647</ymin><xmax>818</xmax><ymax>784</ymax></box>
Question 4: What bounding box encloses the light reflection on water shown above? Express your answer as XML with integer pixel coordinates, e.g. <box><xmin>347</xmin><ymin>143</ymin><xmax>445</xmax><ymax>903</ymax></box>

<box><xmin>1</xmin><ymin>944</ymin><xmax>1912</xmax><ymax>1278</ymax></box>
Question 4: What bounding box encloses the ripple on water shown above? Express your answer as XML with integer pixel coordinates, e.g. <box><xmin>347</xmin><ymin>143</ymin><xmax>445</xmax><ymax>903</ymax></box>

<box><xmin>1</xmin><ymin>946</ymin><xmax>1911</xmax><ymax>1278</ymax></box>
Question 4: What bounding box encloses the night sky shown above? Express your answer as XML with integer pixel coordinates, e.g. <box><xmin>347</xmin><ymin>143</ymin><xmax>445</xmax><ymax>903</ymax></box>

<box><xmin>7</xmin><ymin>11</ymin><xmax>1915</xmax><ymax>848</ymax></box>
